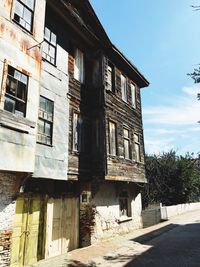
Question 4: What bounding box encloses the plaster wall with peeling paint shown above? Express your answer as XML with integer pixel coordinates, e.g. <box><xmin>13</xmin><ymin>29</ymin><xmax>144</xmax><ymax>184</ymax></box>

<box><xmin>0</xmin><ymin>0</ymin><xmax>46</xmax><ymax>172</ymax></box>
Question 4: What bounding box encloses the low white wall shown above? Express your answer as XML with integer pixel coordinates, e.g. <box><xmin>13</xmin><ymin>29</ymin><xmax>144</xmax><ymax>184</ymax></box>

<box><xmin>161</xmin><ymin>202</ymin><xmax>200</xmax><ymax>220</ymax></box>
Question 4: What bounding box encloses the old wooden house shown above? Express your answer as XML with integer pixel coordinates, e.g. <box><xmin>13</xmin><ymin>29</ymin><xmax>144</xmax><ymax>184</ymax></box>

<box><xmin>0</xmin><ymin>0</ymin><xmax>149</xmax><ymax>266</ymax></box>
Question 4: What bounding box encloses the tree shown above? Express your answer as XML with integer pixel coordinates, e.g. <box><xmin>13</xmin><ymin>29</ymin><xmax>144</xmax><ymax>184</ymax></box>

<box><xmin>142</xmin><ymin>151</ymin><xmax>200</xmax><ymax>208</ymax></box>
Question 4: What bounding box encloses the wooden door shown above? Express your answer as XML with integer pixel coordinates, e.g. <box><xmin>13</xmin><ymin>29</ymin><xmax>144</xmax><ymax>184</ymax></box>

<box><xmin>45</xmin><ymin>198</ymin><xmax>62</xmax><ymax>258</ymax></box>
<box><xmin>45</xmin><ymin>196</ymin><xmax>79</xmax><ymax>259</ymax></box>
<box><xmin>10</xmin><ymin>195</ymin><xmax>44</xmax><ymax>267</ymax></box>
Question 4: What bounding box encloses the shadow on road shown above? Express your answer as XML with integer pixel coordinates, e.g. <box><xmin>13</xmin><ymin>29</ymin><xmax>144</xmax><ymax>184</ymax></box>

<box><xmin>131</xmin><ymin>223</ymin><xmax>178</xmax><ymax>244</ymax></box>
<box><xmin>125</xmin><ymin>223</ymin><xmax>200</xmax><ymax>267</ymax></box>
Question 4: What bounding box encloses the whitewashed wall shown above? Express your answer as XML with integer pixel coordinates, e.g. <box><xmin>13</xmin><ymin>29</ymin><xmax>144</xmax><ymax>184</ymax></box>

<box><xmin>92</xmin><ymin>182</ymin><xmax>143</xmax><ymax>243</ymax></box>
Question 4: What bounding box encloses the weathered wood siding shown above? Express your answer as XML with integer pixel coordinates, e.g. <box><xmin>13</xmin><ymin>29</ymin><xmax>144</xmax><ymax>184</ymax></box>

<box><xmin>104</xmin><ymin>59</ymin><xmax>146</xmax><ymax>183</ymax></box>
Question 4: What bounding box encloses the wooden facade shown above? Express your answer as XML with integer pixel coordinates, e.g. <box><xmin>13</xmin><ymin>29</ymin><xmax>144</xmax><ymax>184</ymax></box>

<box><xmin>0</xmin><ymin>0</ymin><xmax>149</xmax><ymax>265</ymax></box>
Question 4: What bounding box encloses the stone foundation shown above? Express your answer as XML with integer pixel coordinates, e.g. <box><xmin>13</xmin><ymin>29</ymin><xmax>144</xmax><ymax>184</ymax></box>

<box><xmin>0</xmin><ymin>230</ymin><xmax>12</xmax><ymax>267</ymax></box>
<box><xmin>91</xmin><ymin>182</ymin><xmax>143</xmax><ymax>243</ymax></box>
<box><xmin>0</xmin><ymin>172</ymin><xmax>24</xmax><ymax>267</ymax></box>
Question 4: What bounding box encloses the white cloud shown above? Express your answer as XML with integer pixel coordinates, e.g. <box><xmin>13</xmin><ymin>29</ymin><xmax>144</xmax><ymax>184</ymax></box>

<box><xmin>143</xmin><ymin>86</ymin><xmax>200</xmax><ymax>125</ymax></box>
<box><xmin>143</xmin><ymin>85</ymin><xmax>200</xmax><ymax>155</ymax></box>
<box><xmin>182</xmin><ymin>85</ymin><xmax>200</xmax><ymax>97</ymax></box>
<box><xmin>144</xmin><ymin>136</ymin><xmax>175</xmax><ymax>155</ymax></box>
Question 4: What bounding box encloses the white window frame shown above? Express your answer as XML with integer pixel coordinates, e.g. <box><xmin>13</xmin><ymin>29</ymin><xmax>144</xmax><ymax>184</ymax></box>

<box><xmin>109</xmin><ymin>121</ymin><xmax>117</xmax><ymax>156</ymax></box>
<box><xmin>131</xmin><ymin>83</ymin><xmax>136</xmax><ymax>108</ymax></box>
<box><xmin>123</xmin><ymin>128</ymin><xmax>131</xmax><ymax>159</ymax></box>
<box><xmin>121</xmin><ymin>74</ymin><xmax>128</xmax><ymax>102</ymax></box>
<box><xmin>134</xmin><ymin>133</ymin><xmax>141</xmax><ymax>162</ymax></box>
<box><xmin>74</xmin><ymin>48</ymin><xmax>84</xmax><ymax>83</ymax></box>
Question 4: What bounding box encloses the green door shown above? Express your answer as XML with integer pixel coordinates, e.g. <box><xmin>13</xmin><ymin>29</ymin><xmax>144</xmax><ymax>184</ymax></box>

<box><xmin>10</xmin><ymin>195</ymin><xmax>45</xmax><ymax>266</ymax></box>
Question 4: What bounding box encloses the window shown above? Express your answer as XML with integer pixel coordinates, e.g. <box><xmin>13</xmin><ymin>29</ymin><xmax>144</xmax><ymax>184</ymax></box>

<box><xmin>4</xmin><ymin>66</ymin><xmax>28</xmax><ymax>117</ymax></box>
<box><xmin>74</xmin><ymin>49</ymin><xmax>84</xmax><ymax>83</ymax></box>
<box><xmin>109</xmin><ymin>121</ymin><xmax>117</xmax><ymax>156</ymax></box>
<box><xmin>37</xmin><ymin>96</ymin><xmax>54</xmax><ymax>145</ymax></box>
<box><xmin>119</xmin><ymin>190</ymin><xmax>131</xmax><ymax>217</ymax></box>
<box><xmin>134</xmin><ymin>133</ymin><xmax>141</xmax><ymax>162</ymax></box>
<box><xmin>42</xmin><ymin>27</ymin><xmax>57</xmax><ymax>65</ymax></box>
<box><xmin>123</xmin><ymin>128</ymin><xmax>131</xmax><ymax>159</ymax></box>
<box><xmin>13</xmin><ymin>0</ymin><xmax>35</xmax><ymax>32</ymax></box>
<box><xmin>131</xmin><ymin>83</ymin><xmax>136</xmax><ymax>108</ymax></box>
<box><xmin>106</xmin><ymin>62</ymin><xmax>115</xmax><ymax>92</ymax></box>
<box><xmin>121</xmin><ymin>74</ymin><xmax>127</xmax><ymax>102</ymax></box>
<box><xmin>73</xmin><ymin>112</ymin><xmax>82</xmax><ymax>152</ymax></box>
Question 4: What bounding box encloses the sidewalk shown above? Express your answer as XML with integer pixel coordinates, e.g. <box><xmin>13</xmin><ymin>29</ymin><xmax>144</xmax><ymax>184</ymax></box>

<box><xmin>29</xmin><ymin>210</ymin><xmax>198</xmax><ymax>267</ymax></box>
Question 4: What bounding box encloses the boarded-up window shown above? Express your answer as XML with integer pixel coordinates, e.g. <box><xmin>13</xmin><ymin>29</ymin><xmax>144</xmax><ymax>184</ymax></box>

<box><xmin>73</xmin><ymin>112</ymin><xmax>82</xmax><ymax>152</ymax></box>
<box><xmin>109</xmin><ymin>121</ymin><xmax>117</xmax><ymax>156</ymax></box>
<box><xmin>123</xmin><ymin>128</ymin><xmax>130</xmax><ymax>159</ymax></box>
<box><xmin>134</xmin><ymin>133</ymin><xmax>141</xmax><ymax>162</ymax></box>
<box><xmin>74</xmin><ymin>49</ymin><xmax>84</xmax><ymax>83</ymax></box>
<box><xmin>131</xmin><ymin>83</ymin><xmax>136</xmax><ymax>108</ymax></box>
<box><xmin>121</xmin><ymin>74</ymin><xmax>127</xmax><ymax>102</ymax></box>
<box><xmin>42</xmin><ymin>27</ymin><xmax>57</xmax><ymax>65</ymax></box>
<box><xmin>119</xmin><ymin>190</ymin><xmax>131</xmax><ymax>217</ymax></box>
<box><xmin>37</xmin><ymin>96</ymin><xmax>54</xmax><ymax>145</ymax></box>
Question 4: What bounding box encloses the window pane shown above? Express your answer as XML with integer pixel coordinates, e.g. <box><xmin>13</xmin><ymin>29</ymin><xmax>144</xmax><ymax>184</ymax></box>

<box><xmin>45</xmin><ymin>122</ymin><xmax>51</xmax><ymax>136</ymax></box>
<box><xmin>15</xmin><ymin>1</ymin><xmax>24</xmax><ymax>17</ymax></box>
<box><xmin>24</xmin><ymin>8</ymin><xmax>32</xmax><ymax>24</ymax></box>
<box><xmin>15</xmin><ymin>101</ymin><xmax>25</xmax><ymax>117</ymax></box>
<box><xmin>109</xmin><ymin>122</ymin><xmax>116</xmax><ymax>156</ymax></box>
<box><xmin>26</xmin><ymin>0</ymin><xmax>34</xmax><ymax>10</ymax></box>
<box><xmin>49</xmin><ymin>45</ymin><xmax>55</xmax><ymax>58</ymax></box>
<box><xmin>121</xmin><ymin>74</ymin><xmax>127</xmax><ymax>102</ymax></box>
<box><xmin>38</xmin><ymin>119</ymin><xmax>45</xmax><ymax>134</ymax></box>
<box><xmin>107</xmin><ymin>66</ymin><xmax>112</xmax><ymax>91</ymax></box>
<box><xmin>17</xmin><ymin>82</ymin><xmax>26</xmax><ymax>100</ymax></box>
<box><xmin>74</xmin><ymin>49</ymin><xmax>84</xmax><ymax>83</ymax></box>
<box><xmin>4</xmin><ymin>97</ymin><xmax>15</xmax><ymax>113</ymax></box>
<box><xmin>47</xmin><ymin>100</ymin><xmax>53</xmax><ymax>114</ymax></box>
<box><xmin>51</xmin><ymin>32</ymin><xmax>57</xmax><ymax>46</ymax></box>
<box><xmin>14</xmin><ymin>70</ymin><xmax>21</xmax><ymax>81</ymax></box>
<box><xmin>39</xmin><ymin>96</ymin><xmax>46</xmax><ymax>111</ymax></box>
<box><xmin>43</xmin><ymin>41</ymin><xmax>49</xmax><ymax>54</ymax></box>
<box><xmin>6</xmin><ymin>77</ymin><xmax>17</xmax><ymax>96</ymax></box>
<box><xmin>20</xmin><ymin>73</ymin><xmax>28</xmax><ymax>85</ymax></box>
<box><xmin>124</xmin><ymin>139</ymin><xmax>130</xmax><ymax>159</ymax></box>
<box><xmin>134</xmin><ymin>134</ymin><xmax>139</xmax><ymax>143</ymax></box>
<box><xmin>123</xmin><ymin>129</ymin><xmax>129</xmax><ymax>138</ymax></box>
<box><xmin>131</xmin><ymin>83</ymin><xmax>136</xmax><ymax>107</ymax></box>
<box><xmin>44</xmin><ymin>27</ymin><xmax>51</xmax><ymax>41</ymax></box>
<box><xmin>135</xmin><ymin>143</ymin><xmax>140</xmax><ymax>162</ymax></box>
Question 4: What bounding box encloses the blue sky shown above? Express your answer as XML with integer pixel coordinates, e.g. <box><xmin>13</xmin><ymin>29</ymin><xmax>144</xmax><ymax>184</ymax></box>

<box><xmin>90</xmin><ymin>0</ymin><xmax>200</xmax><ymax>156</ymax></box>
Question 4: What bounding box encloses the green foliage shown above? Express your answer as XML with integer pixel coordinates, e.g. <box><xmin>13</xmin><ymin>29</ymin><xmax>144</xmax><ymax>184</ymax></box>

<box><xmin>142</xmin><ymin>151</ymin><xmax>200</xmax><ymax>208</ymax></box>
<box><xmin>188</xmin><ymin>68</ymin><xmax>200</xmax><ymax>100</ymax></box>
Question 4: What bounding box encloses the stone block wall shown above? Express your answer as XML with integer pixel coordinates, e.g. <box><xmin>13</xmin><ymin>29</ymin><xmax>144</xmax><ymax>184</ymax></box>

<box><xmin>0</xmin><ymin>230</ymin><xmax>12</xmax><ymax>267</ymax></box>
<box><xmin>0</xmin><ymin>172</ymin><xmax>22</xmax><ymax>267</ymax></box>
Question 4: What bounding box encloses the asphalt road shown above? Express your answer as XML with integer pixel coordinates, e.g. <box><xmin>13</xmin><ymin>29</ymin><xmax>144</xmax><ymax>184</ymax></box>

<box><xmin>125</xmin><ymin>210</ymin><xmax>200</xmax><ymax>267</ymax></box>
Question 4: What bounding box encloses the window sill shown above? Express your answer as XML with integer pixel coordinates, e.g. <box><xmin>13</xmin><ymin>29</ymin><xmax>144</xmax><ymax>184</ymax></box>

<box><xmin>36</xmin><ymin>142</ymin><xmax>53</xmax><ymax>147</ymax></box>
<box><xmin>106</xmin><ymin>89</ymin><xmax>115</xmax><ymax>94</ymax></box>
<box><xmin>13</xmin><ymin>19</ymin><xmax>33</xmax><ymax>36</ymax></box>
<box><xmin>117</xmin><ymin>216</ymin><xmax>132</xmax><ymax>223</ymax></box>
<box><xmin>0</xmin><ymin>110</ymin><xmax>35</xmax><ymax>133</ymax></box>
<box><xmin>42</xmin><ymin>58</ymin><xmax>57</xmax><ymax>67</ymax></box>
